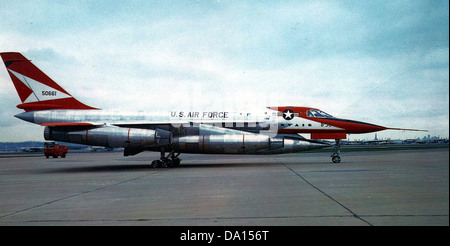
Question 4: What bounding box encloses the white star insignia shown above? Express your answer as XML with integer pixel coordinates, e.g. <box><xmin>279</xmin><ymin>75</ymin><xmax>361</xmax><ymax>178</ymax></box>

<box><xmin>283</xmin><ymin>110</ymin><xmax>294</xmax><ymax>120</ymax></box>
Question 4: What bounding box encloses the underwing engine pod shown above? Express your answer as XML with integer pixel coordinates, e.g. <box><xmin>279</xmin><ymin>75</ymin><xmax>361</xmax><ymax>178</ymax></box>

<box><xmin>44</xmin><ymin>126</ymin><xmax>172</xmax><ymax>148</ymax></box>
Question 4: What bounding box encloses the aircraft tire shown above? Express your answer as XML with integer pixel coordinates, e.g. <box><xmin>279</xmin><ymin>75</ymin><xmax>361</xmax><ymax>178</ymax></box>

<box><xmin>161</xmin><ymin>160</ymin><xmax>169</xmax><ymax>168</ymax></box>
<box><xmin>151</xmin><ymin>160</ymin><xmax>160</xmax><ymax>168</ymax></box>
<box><xmin>332</xmin><ymin>156</ymin><xmax>341</xmax><ymax>163</ymax></box>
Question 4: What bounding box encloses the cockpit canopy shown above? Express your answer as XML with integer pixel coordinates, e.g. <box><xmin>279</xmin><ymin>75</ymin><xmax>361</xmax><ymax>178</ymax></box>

<box><xmin>307</xmin><ymin>109</ymin><xmax>334</xmax><ymax>118</ymax></box>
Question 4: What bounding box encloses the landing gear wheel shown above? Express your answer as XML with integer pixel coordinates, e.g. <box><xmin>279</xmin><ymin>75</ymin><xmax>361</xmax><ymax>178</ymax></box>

<box><xmin>160</xmin><ymin>159</ymin><xmax>169</xmax><ymax>168</ymax></box>
<box><xmin>331</xmin><ymin>139</ymin><xmax>342</xmax><ymax>164</ymax></box>
<box><xmin>150</xmin><ymin>149</ymin><xmax>182</xmax><ymax>168</ymax></box>
<box><xmin>151</xmin><ymin>160</ymin><xmax>160</xmax><ymax>168</ymax></box>
<box><xmin>332</xmin><ymin>155</ymin><xmax>341</xmax><ymax>163</ymax></box>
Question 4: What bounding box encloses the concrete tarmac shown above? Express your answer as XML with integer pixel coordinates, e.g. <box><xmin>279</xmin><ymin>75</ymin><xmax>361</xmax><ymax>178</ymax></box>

<box><xmin>0</xmin><ymin>148</ymin><xmax>448</xmax><ymax>226</ymax></box>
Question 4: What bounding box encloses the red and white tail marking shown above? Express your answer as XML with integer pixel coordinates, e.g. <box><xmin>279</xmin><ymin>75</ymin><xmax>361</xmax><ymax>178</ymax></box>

<box><xmin>1</xmin><ymin>52</ymin><xmax>98</xmax><ymax>111</ymax></box>
<box><xmin>7</xmin><ymin>69</ymin><xmax>72</xmax><ymax>103</ymax></box>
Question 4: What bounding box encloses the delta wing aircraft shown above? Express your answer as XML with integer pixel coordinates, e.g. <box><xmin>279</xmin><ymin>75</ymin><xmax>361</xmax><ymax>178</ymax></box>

<box><xmin>1</xmin><ymin>52</ymin><xmax>424</xmax><ymax>166</ymax></box>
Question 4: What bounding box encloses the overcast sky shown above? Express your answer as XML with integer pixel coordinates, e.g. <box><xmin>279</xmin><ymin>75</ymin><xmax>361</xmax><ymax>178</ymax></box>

<box><xmin>0</xmin><ymin>0</ymin><xmax>448</xmax><ymax>142</ymax></box>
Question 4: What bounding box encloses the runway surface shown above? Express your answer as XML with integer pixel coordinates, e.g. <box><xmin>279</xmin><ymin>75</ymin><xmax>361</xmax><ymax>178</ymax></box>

<box><xmin>0</xmin><ymin>148</ymin><xmax>448</xmax><ymax>226</ymax></box>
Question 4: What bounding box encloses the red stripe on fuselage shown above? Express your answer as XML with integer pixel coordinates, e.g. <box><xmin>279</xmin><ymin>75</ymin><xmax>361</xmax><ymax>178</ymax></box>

<box><xmin>308</xmin><ymin>117</ymin><xmax>387</xmax><ymax>134</ymax></box>
<box><xmin>270</xmin><ymin>106</ymin><xmax>387</xmax><ymax>136</ymax></box>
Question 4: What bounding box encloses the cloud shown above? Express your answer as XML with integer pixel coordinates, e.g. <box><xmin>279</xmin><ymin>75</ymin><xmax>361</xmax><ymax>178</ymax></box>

<box><xmin>0</xmin><ymin>0</ymin><xmax>448</xmax><ymax>141</ymax></box>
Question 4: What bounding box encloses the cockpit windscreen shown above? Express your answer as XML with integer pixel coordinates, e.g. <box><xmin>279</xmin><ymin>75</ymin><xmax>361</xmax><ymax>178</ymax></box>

<box><xmin>307</xmin><ymin>109</ymin><xmax>334</xmax><ymax>118</ymax></box>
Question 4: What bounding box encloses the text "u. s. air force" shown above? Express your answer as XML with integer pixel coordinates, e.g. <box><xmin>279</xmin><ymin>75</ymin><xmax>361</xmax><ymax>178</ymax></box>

<box><xmin>171</xmin><ymin>111</ymin><xmax>229</xmax><ymax>119</ymax></box>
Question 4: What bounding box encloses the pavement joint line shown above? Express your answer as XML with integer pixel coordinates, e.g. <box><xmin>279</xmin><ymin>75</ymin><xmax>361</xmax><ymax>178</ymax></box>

<box><xmin>279</xmin><ymin>161</ymin><xmax>374</xmax><ymax>226</ymax></box>
<box><xmin>4</xmin><ymin>214</ymin><xmax>448</xmax><ymax>225</ymax></box>
<box><xmin>0</xmin><ymin>171</ymin><xmax>159</xmax><ymax>221</ymax></box>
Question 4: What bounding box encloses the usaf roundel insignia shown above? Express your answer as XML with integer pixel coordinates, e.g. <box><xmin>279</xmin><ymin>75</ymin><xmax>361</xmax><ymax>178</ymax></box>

<box><xmin>282</xmin><ymin>109</ymin><xmax>294</xmax><ymax>120</ymax></box>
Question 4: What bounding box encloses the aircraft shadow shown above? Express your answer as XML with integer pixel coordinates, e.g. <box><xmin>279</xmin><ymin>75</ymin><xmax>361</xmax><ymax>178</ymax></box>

<box><xmin>44</xmin><ymin>164</ymin><xmax>155</xmax><ymax>174</ymax></box>
<box><xmin>43</xmin><ymin>162</ymin><xmax>280</xmax><ymax>174</ymax></box>
<box><xmin>177</xmin><ymin>162</ymin><xmax>279</xmax><ymax>168</ymax></box>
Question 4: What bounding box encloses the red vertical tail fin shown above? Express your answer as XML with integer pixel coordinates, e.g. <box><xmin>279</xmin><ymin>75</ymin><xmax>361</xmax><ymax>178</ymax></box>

<box><xmin>0</xmin><ymin>52</ymin><xmax>98</xmax><ymax>111</ymax></box>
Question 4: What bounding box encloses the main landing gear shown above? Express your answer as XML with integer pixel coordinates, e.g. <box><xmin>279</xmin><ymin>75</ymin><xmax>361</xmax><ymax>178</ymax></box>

<box><xmin>151</xmin><ymin>148</ymin><xmax>181</xmax><ymax>168</ymax></box>
<box><xmin>331</xmin><ymin>139</ymin><xmax>341</xmax><ymax>163</ymax></box>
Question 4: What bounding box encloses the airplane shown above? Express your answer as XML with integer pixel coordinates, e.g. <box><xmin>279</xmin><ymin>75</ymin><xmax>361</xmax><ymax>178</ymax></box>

<box><xmin>0</xmin><ymin>52</ymin><xmax>425</xmax><ymax>166</ymax></box>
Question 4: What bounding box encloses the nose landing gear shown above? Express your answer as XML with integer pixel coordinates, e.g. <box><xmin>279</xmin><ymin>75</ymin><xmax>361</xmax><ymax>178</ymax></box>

<box><xmin>331</xmin><ymin>139</ymin><xmax>341</xmax><ymax>163</ymax></box>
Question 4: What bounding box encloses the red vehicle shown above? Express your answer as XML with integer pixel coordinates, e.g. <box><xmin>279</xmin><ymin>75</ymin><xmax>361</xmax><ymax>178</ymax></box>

<box><xmin>44</xmin><ymin>142</ymin><xmax>68</xmax><ymax>158</ymax></box>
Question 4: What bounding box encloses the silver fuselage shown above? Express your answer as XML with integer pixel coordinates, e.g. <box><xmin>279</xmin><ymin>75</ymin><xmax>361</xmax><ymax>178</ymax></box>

<box><xmin>15</xmin><ymin>108</ymin><xmax>331</xmax><ymax>155</ymax></box>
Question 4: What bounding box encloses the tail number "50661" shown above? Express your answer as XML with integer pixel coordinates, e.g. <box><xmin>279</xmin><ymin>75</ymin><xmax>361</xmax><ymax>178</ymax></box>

<box><xmin>42</xmin><ymin>91</ymin><xmax>57</xmax><ymax>96</ymax></box>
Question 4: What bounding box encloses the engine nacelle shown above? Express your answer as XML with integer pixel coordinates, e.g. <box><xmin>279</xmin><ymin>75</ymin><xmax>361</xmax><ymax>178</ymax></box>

<box><xmin>44</xmin><ymin>126</ymin><xmax>172</xmax><ymax>148</ymax></box>
<box><xmin>172</xmin><ymin>134</ymin><xmax>329</xmax><ymax>154</ymax></box>
<box><xmin>259</xmin><ymin>137</ymin><xmax>330</xmax><ymax>154</ymax></box>
<box><xmin>173</xmin><ymin>134</ymin><xmax>272</xmax><ymax>154</ymax></box>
